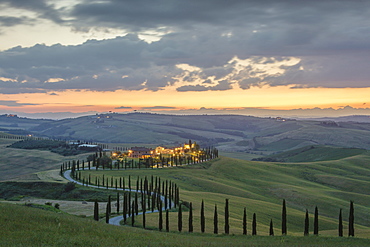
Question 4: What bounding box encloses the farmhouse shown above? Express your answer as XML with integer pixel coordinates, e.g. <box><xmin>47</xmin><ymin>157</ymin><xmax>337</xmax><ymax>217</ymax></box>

<box><xmin>128</xmin><ymin>146</ymin><xmax>153</xmax><ymax>158</ymax></box>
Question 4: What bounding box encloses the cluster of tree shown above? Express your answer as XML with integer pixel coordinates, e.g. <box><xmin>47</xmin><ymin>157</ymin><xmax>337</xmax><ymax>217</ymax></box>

<box><xmin>60</xmin><ymin>147</ymin><xmax>218</xmax><ymax>173</ymax></box>
<box><xmin>7</xmin><ymin>139</ymin><xmax>96</xmax><ymax>156</ymax></box>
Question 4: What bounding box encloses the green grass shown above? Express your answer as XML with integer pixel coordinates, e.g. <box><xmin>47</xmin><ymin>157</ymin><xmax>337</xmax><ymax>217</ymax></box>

<box><xmin>255</xmin><ymin>145</ymin><xmax>367</xmax><ymax>162</ymax></box>
<box><xmin>1</xmin><ymin>202</ymin><xmax>369</xmax><ymax>247</ymax></box>
<box><xmin>78</xmin><ymin>154</ymin><xmax>370</xmax><ymax>238</ymax></box>
<box><xmin>0</xmin><ymin>181</ymin><xmax>119</xmax><ymax>202</ymax></box>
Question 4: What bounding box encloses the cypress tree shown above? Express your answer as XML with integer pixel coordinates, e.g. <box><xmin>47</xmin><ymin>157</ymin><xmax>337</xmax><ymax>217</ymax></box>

<box><xmin>349</xmin><ymin>201</ymin><xmax>355</xmax><ymax>237</ymax></box>
<box><xmin>107</xmin><ymin>195</ymin><xmax>111</xmax><ymax>215</ymax></box>
<box><xmin>252</xmin><ymin>213</ymin><xmax>257</xmax><ymax>236</ymax></box>
<box><xmin>142</xmin><ymin>196</ymin><xmax>146</xmax><ymax>229</ymax></box>
<box><xmin>201</xmin><ymin>200</ymin><xmax>205</xmax><ymax>233</ymax></box>
<box><xmin>314</xmin><ymin>206</ymin><xmax>319</xmax><ymax>235</ymax></box>
<box><xmin>224</xmin><ymin>199</ymin><xmax>229</xmax><ymax>234</ymax></box>
<box><xmin>282</xmin><ymin>199</ymin><xmax>287</xmax><ymax>235</ymax></box>
<box><xmin>123</xmin><ymin>193</ymin><xmax>127</xmax><ymax>222</ymax></box>
<box><xmin>116</xmin><ymin>192</ymin><xmax>120</xmax><ymax>214</ymax></box>
<box><xmin>159</xmin><ymin>201</ymin><xmax>163</xmax><ymax>231</ymax></box>
<box><xmin>135</xmin><ymin>193</ymin><xmax>139</xmax><ymax>215</ymax></box>
<box><xmin>94</xmin><ymin>200</ymin><xmax>99</xmax><ymax>221</ymax></box>
<box><xmin>304</xmin><ymin>209</ymin><xmax>309</xmax><ymax>236</ymax></box>
<box><xmin>339</xmin><ymin>208</ymin><xmax>343</xmax><ymax>237</ymax></box>
<box><xmin>178</xmin><ymin>204</ymin><xmax>182</xmax><ymax>232</ymax></box>
<box><xmin>131</xmin><ymin>201</ymin><xmax>135</xmax><ymax>227</ymax></box>
<box><xmin>166</xmin><ymin>209</ymin><xmax>169</xmax><ymax>232</ymax></box>
<box><xmin>243</xmin><ymin>207</ymin><xmax>247</xmax><ymax>235</ymax></box>
<box><xmin>189</xmin><ymin>202</ymin><xmax>193</xmax><ymax>233</ymax></box>
<box><xmin>214</xmin><ymin>204</ymin><xmax>218</xmax><ymax>234</ymax></box>
<box><xmin>269</xmin><ymin>219</ymin><xmax>274</xmax><ymax>236</ymax></box>
<box><xmin>105</xmin><ymin>203</ymin><xmax>110</xmax><ymax>224</ymax></box>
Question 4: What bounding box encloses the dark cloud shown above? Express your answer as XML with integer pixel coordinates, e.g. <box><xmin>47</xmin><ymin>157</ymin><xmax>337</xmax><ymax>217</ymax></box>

<box><xmin>140</xmin><ymin>106</ymin><xmax>177</xmax><ymax>110</ymax></box>
<box><xmin>0</xmin><ymin>0</ymin><xmax>64</xmax><ymax>24</ymax></box>
<box><xmin>0</xmin><ymin>100</ymin><xmax>39</xmax><ymax>106</ymax></box>
<box><xmin>0</xmin><ymin>16</ymin><xmax>34</xmax><ymax>27</ymax></box>
<box><xmin>115</xmin><ymin>106</ymin><xmax>132</xmax><ymax>109</ymax></box>
<box><xmin>1</xmin><ymin>0</ymin><xmax>370</xmax><ymax>93</ymax></box>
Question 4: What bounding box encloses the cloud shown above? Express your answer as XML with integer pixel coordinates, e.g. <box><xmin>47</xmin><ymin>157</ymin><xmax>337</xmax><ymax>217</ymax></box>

<box><xmin>115</xmin><ymin>106</ymin><xmax>132</xmax><ymax>109</ymax></box>
<box><xmin>0</xmin><ymin>100</ymin><xmax>39</xmax><ymax>107</ymax></box>
<box><xmin>1</xmin><ymin>1</ymin><xmax>370</xmax><ymax>94</ymax></box>
<box><xmin>140</xmin><ymin>106</ymin><xmax>177</xmax><ymax>110</ymax></box>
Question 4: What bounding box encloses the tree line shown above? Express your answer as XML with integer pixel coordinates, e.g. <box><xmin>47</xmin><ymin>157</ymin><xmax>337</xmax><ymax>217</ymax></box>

<box><xmin>101</xmin><ymin>197</ymin><xmax>356</xmax><ymax>237</ymax></box>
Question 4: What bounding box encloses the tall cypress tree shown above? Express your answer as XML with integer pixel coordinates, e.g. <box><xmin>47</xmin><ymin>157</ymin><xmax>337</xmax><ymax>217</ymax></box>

<box><xmin>214</xmin><ymin>204</ymin><xmax>218</xmax><ymax>234</ymax></box>
<box><xmin>304</xmin><ymin>209</ymin><xmax>309</xmax><ymax>236</ymax></box>
<box><xmin>116</xmin><ymin>192</ymin><xmax>120</xmax><ymax>214</ymax></box>
<box><xmin>338</xmin><ymin>208</ymin><xmax>343</xmax><ymax>237</ymax></box>
<box><xmin>252</xmin><ymin>213</ymin><xmax>257</xmax><ymax>236</ymax></box>
<box><xmin>131</xmin><ymin>201</ymin><xmax>135</xmax><ymax>227</ymax></box>
<box><xmin>189</xmin><ymin>202</ymin><xmax>193</xmax><ymax>233</ymax></box>
<box><xmin>201</xmin><ymin>200</ymin><xmax>205</xmax><ymax>233</ymax></box>
<box><xmin>269</xmin><ymin>219</ymin><xmax>274</xmax><ymax>236</ymax></box>
<box><xmin>225</xmin><ymin>199</ymin><xmax>229</xmax><ymax>234</ymax></box>
<box><xmin>107</xmin><ymin>195</ymin><xmax>111</xmax><ymax>215</ymax></box>
<box><xmin>348</xmin><ymin>201</ymin><xmax>355</xmax><ymax>237</ymax></box>
<box><xmin>243</xmin><ymin>207</ymin><xmax>247</xmax><ymax>235</ymax></box>
<box><xmin>314</xmin><ymin>206</ymin><xmax>319</xmax><ymax>235</ymax></box>
<box><xmin>142</xmin><ymin>195</ymin><xmax>146</xmax><ymax>229</ymax></box>
<box><xmin>159</xmin><ymin>201</ymin><xmax>163</xmax><ymax>231</ymax></box>
<box><xmin>178</xmin><ymin>204</ymin><xmax>182</xmax><ymax>232</ymax></box>
<box><xmin>282</xmin><ymin>199</ymin><xmax>287</xmax><ymax>235</ymax></box>
<box><xmin>123</xmin><ymin>193</ymin><xmax>127</xmax><ymax>222</ymax></box>
<box><xmin>105</xmin><ymin>202</ymin><xmax>110</xmax><ymax>224</ymax></box>
<box><xmin>165</xmin><ymin>209</ymin><xmax>169</xmax><ymax>232</ymax></box>
<box><xmin>94</xmin><ymin>200</ymin><xmax>99</xmax><ymax>221</ymax></box>
<box><xmin>135</xmin><ymin>193</ymin><xmax>139</xmax><ymax>215</ymax></box>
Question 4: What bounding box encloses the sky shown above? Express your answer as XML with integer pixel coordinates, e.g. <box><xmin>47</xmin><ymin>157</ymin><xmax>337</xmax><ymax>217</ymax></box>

<box><xmin>0</xmin><ymin>0</ymin><xmax>370</xmax><ymax>119</ymax></box>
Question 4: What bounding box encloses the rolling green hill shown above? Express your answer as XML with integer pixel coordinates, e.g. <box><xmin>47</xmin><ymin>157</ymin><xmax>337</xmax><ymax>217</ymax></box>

<box><xmin>253</xmin><ymin>145</ymin><xmax>368</xmax><ymax>163</ymax></box>
<box><xmin>2</xmin><ymin>203</ymin><xmax>369</xmax><ymax>247</ymax></box>
<box><xmin>76</xmin><ymin>154</ymin><xmax>370</xmax><ymax>238</ymax></box>
<box><xmin>2</xmin><ymin>113</ymin><xmax>370</xmax><ymax>155</ymax></box>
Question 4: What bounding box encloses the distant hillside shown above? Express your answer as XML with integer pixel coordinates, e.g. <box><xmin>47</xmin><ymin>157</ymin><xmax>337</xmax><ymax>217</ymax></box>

<box><xmin>1</xmin><ymin>113</ymin><xmax>370</xmax><ymax>153</ymax></box>
<box><xmin>253</xmin><ymin>145</ymin><xmax>368</xmax><ymax>163</ymax></box>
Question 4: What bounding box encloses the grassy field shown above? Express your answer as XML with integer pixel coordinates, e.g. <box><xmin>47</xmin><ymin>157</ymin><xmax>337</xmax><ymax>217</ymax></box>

<box><xmin>254</xmin><ymin>145</ymin><xmax>368</xmax><ymax>162</ymax></box>
<box><xmin>1</xmin><ymin>132</ymin><xmax>370</xmax><ymax>245</ymax></box>
<box><xmin>77</xmin><ymin>153</ymin><xmax>370</xmax><ymax>238</ymax></box>
<box><xmin>1</xmin><ymin>202</ymin><xmax>369</xmax><ymax>247</ymax></box>
<box><xmin>0</xmin><ymin>138</ymin><xmax>91</xmax><ymax>181</ymax></box>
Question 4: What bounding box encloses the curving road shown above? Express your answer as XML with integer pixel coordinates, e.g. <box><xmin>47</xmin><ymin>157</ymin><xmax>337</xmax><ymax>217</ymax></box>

<box><xmin>63</xmin><ymin>169</ymin><xmax>173</xmax><ymax>226</ymax></box>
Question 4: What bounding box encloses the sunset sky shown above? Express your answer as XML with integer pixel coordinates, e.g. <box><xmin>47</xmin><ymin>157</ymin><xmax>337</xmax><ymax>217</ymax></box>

<box><xmin>0</xmin><ymin>0</ymin><xmax>370</xmax><ymax>118</ymax></box>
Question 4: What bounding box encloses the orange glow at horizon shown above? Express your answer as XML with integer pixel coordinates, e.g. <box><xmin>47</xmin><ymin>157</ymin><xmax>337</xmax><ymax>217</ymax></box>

<box><xmin>1</xmin><ymin>85</ymin><xmax>370</xmax><ymax>113</ymax></box>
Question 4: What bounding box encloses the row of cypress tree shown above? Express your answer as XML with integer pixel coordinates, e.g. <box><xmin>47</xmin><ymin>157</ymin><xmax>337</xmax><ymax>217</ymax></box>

<box><xmin>113</xmin><ymin>198</ymin><xmax>355</xmax><ymax>237</ymax></box>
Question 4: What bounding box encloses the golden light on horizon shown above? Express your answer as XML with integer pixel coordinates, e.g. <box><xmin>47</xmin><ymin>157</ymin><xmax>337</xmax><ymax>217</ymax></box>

<box><xmin>1</xmin><ymin>85</ymin><xmax>369</xmax><ymax>113</ymax></box>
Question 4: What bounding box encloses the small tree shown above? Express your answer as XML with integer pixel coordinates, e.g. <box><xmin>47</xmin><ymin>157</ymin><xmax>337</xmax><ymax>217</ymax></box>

<box><xmin>304</xmin><ymin>209</ymin><xmax>309</xmax><ymax>236</ymax></box>
<box><xmin>94</xmin><ymin>200</ymin><xmax>99</xmax><ymax>221</ymax></box>
<box><xmin>201</xmin><ymin>200</ymin><xmax>205</xmax><ymax>233</ymax></box>
<box><xmin>314</xmin><ymin>206</ymin><xmax>319</xmax><ymax>235</ymax></box>
<box><xmin>105</xmin><ymin>203</ymin><xmax>110</xmax><ymax>224</ymax></box>
<box><xmin>243</xmin><ymin>207</ymin><xmax>247</xmax><ymax>235</ymax></box>
<box><xmin>131</xmin><ymin>201</ymin><xmax>135</xmax><ymax>227</ymax></box>
<box><xmin>282</xmin><ymin>199</ymin><xmax>287</xmax><ymax>235</ymax></box>
<box><xmin>348</xmin><ymin>201</ymin><xmax>355</xmax><ymax>237</ymax></box>
<box><xmin>224</xmin><ymin>199</ymin><xmax>229</xmax><ymax>234</ymax></box>
<box><xmin>159</xmin><ymin>201</ymin><xmax>163</xmax><ymax>231</ymax></box>
<box><xmin>214</xmin><ymin>204</ymin><xmax>218</xmax><ymax>234</ymax></box>
<box><xmin>269</xmin><ymin>219</ymin><xmax>274</xmax><ymax>236</ymax></box>
<box><xmin>252</xmin><ymin>213</ymin><xmax>257</xmax><ymax>236</ymax></box>
<box><xmin>338</xmin><ymin>208</ymin><xmax>343</xmax><ymax>237</ymax></box>
<box><xmin>166</xmin><ymin>209</ymin><xmax>169</xmax><ymax>232</ymax></box>
<box><xmin>189</xmin><ymin>202</ymin><xmax>193</xmax><ymax>233</ymax></box>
